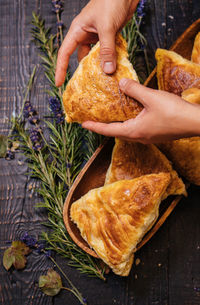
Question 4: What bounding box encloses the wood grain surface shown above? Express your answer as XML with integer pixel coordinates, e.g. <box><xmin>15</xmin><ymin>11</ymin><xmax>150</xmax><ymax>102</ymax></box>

<box><xmin>0</xmin><ymin>1</ymin><xmax>200</xmax><ymax>305</ymax></box>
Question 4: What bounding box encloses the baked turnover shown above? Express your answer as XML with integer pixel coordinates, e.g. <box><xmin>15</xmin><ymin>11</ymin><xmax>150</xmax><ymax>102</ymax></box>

<box><xmin>70</xmin><ymin>173</ymin><xmax>171</xmax><ymax>276</ymax></box>
<box><xmin>155</xmin><ymin>48</ymin><xmax>200</xmax><ymax>95</ymax></box>
<box><xmin>63</xmin><ymin>34</ymin><xmax>143</xmax><ymax>123</ymax></box>
<box><xmin>105</xmin><ymin>139</ymin><xmax>186</xmax><ymax>199</ymax></box>
<box><xmin>191</xmin><ymin>32</ymin><xmax>200</xmax><ymax>64</ymax></box>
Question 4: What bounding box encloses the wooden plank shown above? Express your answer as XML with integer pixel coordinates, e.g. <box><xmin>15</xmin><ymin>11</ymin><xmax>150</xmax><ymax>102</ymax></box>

<box><xmin>0</xmin><ymin>0</ymin><xmax>200</xmax><ymax>305</ymax></box>
<box><xmin>0</xmin><ymin>1</ymin><xmax>55</xmax><ymax>305</ymax></box>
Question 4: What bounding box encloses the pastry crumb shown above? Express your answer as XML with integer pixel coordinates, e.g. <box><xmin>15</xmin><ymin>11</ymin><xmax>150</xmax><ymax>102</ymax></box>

<box><xmin>135</xmin><ymin>258</ymin><xmax>141</xmax><ymax>266</ymax></box>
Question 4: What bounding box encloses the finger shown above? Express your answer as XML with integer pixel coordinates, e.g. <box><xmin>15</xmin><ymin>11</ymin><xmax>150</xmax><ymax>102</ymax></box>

<box><xmin>82</xmin><ymin>121</ymin><xmax>129</xmax><ymax>137</ymax></box>
<box><xmin>98</xmin><ymin>28</ymin><xmax>116</xmax><ymax>74</ymax></box>
<box><xmin>127</xmin><ymin>0</ymin><xmax>140</xmax><ymax>20</ymax></box>
<box><xmin>78</xmin><ymin>44</ymin><xmax>91</xmax><ymax>62</ymax></box>
<box><xmin>55</xmin><ymin>26</ymin><xmax>79</xmax><ymax>87</ymax></box>
<box><xmin>119</xmin><ymin>78</ymin><xmax>156</xmax><ymax>107</ymax></box>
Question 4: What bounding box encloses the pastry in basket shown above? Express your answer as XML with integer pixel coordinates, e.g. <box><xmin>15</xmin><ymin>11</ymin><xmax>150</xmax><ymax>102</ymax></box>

<box><xmin>191</xmin><ymin>32</ymin><xmax>200</xmax><ymax>64</ymax></box>
<box><xmin>155</xmin><ymin>48</ymin><xmax>200</xmax><ymax>95</ymax></box>
<box><xmin>158</xmin><ymin>88</ymin><xmax>200</xmax><ymax>185</ymax></box>
<box><xmin>70</xmin><ymin>173</ymin><xmax>171</xmax><ymax>276</ymax></box>
<box><xmin>105</xmin><ymin>139</ymin><xmax>186</xmax><ymax>199</ymax></box>
<box><xmin>181</xmin><ymin>87</ymin><xmax>200</xmax><ymax>104</ymax></box>
<box><xmin>62</xmin><ymin>34</ymin><xmax>143</xmax><ymax>123</ymax></box>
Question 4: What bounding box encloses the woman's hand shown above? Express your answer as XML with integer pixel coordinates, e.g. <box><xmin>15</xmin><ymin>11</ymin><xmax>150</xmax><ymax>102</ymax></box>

<box><xmin>82</xmin><ymin>78</ymin><xmax>200</xmax><ymax>143</ymax></box>
<box><xmin>55</xmin><ymin>0</ymin><xmax>140</xmax><ymax>86</ymax></box>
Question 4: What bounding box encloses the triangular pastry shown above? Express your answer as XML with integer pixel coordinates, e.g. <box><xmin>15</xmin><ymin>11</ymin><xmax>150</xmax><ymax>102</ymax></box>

<box><xmin>155</xmin><ymin>48</ymin><xmax>200</xmax><ymax>95</ymax></box>
<box><xmin>62</xmin><ymin>34</ymin><xmax>143</xmax><ymax>123</ymax></box>
<box><xmin>191</xmin><ymin>32</ymin><xmax>200</xmax><ymax>64</ymax></box>
<box><xmin>158</xmin><ymin>89</ymin><xmax>200</xmax><ymax>185</ymax></box>
<box><xmin>70</xmin><ymin>173</ymin><xmax>171</xmax><ymax>276</ymax></box>
<box><xmin>105</xmin><ymin>139</ymin><xmax>186</xmax><ymax>199</ymax></box>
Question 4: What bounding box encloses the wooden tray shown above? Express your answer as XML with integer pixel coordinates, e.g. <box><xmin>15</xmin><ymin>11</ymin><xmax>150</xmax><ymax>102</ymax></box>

<box><xmin>63</xmin><ymin>19</ymin><xmax>200</xmax><ymax>258</ymax></box>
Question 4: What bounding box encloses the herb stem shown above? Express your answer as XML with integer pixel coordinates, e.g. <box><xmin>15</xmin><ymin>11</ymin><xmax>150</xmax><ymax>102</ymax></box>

<box><xmin>61</xmin><ymin>287</ymin><xmax>87</xmax><ymax>305</ymax></box>
<box><xmin>19</xmin><ymin>66</ymin><xmax>37</xmax><ymax>119</ymax></box>
<box><xmin>49</xmin><ymin>256</ymin><xmax>85</xmax><ymax>304</ymax></box>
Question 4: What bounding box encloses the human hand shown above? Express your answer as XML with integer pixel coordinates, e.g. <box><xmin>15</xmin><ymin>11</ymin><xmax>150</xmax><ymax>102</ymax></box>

<box><xmin>82</xmin><ymin>78</ymin><xmax>200</xmax><ymax>144</ymax></box>
<box><xmin>55</xmin><ymin>0</ymin><xmax>140</xmax><ymax>86</ymax></box>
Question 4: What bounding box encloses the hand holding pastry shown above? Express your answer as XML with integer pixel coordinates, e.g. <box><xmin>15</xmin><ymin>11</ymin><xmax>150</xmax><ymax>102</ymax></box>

<box><xmin>82</xmin><ymin>78</ymin><xmax>200</xmax><ymax>143</ymax></box>
<box><xmin>55</xmin><ymin>0</ymin><xmax>140</xmax><ymax>86</ymax></box>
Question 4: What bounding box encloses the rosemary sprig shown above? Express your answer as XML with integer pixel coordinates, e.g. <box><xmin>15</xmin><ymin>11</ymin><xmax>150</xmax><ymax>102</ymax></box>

<box><xmin>7</xmin><ymin>12</ymin><xmax>105</xmax><ymax>280</ymax></box>
<box><xmin>122</xmin><ymin>12</ymin><xmax>150</xmax><ymax>82</ymax></box>
<box><xmin>13</xmin><ymin>114</ymin><xmax>105</xmax><ymax>280</ymax></box>
<box><xmin>8</xmin><ymin>5</ymin><xmax>148</xmax><ymax>282</ymax></box>
<box><xmin>31</xmin><ymin>12</ymin><xmax>66</xmax><ymax>99</ymax></box>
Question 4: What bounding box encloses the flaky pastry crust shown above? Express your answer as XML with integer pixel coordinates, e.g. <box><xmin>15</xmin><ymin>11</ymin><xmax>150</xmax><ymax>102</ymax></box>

<box><xmin>105</xmin><ymin>139</ymin><xmax>186</xmax><ymax>199</ymax></box>
<box><xmin>70</xmin><ymin>173</ymin><xmax>170</xmax><ymax>276</ymax></box>
<box><xmin>191</xmin><ymin>32</ymin><xmax>200</xmax><ymax>64</ymax></box>
<box><xmin>155</xmin><ymin>48</ymin><xmax>200</xmax><ymax>95</ymax></box>
<box><xmin>181</xmin><ymin>87</ymin><xmax>200</xmax><ymax>104</ymax></box>
<box><xmin>62</xmin><ymin>34</ymin><xmax>143</xmax><ymax>123</ymax></box>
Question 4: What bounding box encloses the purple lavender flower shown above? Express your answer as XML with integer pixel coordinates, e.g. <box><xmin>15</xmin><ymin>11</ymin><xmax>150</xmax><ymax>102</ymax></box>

<box><xmin>23</xmin><ymin>101</ymin><xmax>37</xmax><ymax>119</ymax></box>
<box><xmin>36</xmin><ymin>242</ymin><xmax>46</xmax><ymax>254</ymax></box>
<box><xmin>137</xmin><ymin>0</ymin><xmax>146</xmax><ymax>18</ymax></box>
<box><xmin>5</xmin><ymin>149</ymin><xmax>15</xmax><ymax>160</ymax></box>
<box><xmin>28</xmin><ymin>115</ymin><xmax>39</xmax><ymax>125</ymax></box>
<box><xmin>56</xmin><ymin>21</ymin><xmax>64</xmax><ymax>28</ymax></box>
<box><xmin>49</xmin><ymin>97</ymin><xmax>61</xmax><ymax>112</ymax></box>
<box><xmin>66</xmin><ymin>162</ymin><xmax>72</xmax><ymax>169</ymax></box>
<box><xmin>49</xmin><ymin>96</ymin><xmax>64</xmax><ymax>124</ymax></box>
<box><xmin>29</xmin><ymin>128</ymin><xmax>43</xmax><ymax>151</ymax></box>
<box><xmin>30</xmin><ymin>128</ymin><xmax>40</xmax><ymax>143</ymax></box>
<box><xmin>33</xmin><ymin>142</ymin><xmax>43</xmax><ymax>151</ymax></box>
<box><xmin>83</xmin><ymin>298</ymin><xmax>87</xmax><ymax>305</ymax></box>
<box><xmin>21</xmin><ymin>232</ymin><xmax>37</xmax><ymax>247</ymax></box>
<box><xmin>45</xmin><ymin>250</ymin><xmax>52</xmax><ymax>258</ymax></box>
<box><xmin>52</xmin><ymin>0</ymin><xmax>63</xmax><ymax>14</ymax></box>
<box><xmin>55</xmin><ymin>113</ymin><xmax>64</xmax><ymax>124</ymax></box>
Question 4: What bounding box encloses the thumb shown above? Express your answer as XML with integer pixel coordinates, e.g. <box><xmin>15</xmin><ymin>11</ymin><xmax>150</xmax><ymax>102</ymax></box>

<box><xmin>119</xmin><ymin>78</ymin><xmax>156</xmax><ymax>107</ymax></box>
<box><xmin>98</xmin><ymin>29</ymin><xmax>116</xmax><ymax>74</ymax></box>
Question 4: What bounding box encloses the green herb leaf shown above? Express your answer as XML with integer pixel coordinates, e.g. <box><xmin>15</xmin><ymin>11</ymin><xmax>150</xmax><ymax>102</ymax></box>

<box><xmin>39</xmin><ymin>269</ymin><xmax>62</xmax><ymax>296</ymax></box>
<box><xmin>0</xmin><ymin>134</ymin><xmax>8</xmax><ymax>157</ymax></box>
<box><xmin>3</xmin><ymin>241</ymin><xmax>31</xmax><ymax>270</ymax></box>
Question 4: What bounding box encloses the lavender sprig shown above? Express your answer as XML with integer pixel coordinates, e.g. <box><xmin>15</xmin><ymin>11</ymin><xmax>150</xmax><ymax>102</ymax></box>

<box><xmin>6</xmin><ymin>11</ymin><xmax>106</xmax><ymax>282</ymax></box>
<box><xmin>29</xmin><ymin>128</ymin><xmax>43</xmax><ymax>151</ymax></box>
<box><xmin>5</xmin><ymin>149</ymin><xmax>15</xmax><ymax>160</ymax></box>
<box><xmin>51</xmin><ymin>0</ymin><xmax>64</xmax><ymax>46</ymax></box>
<box><xmin>137</xmin><ymin>0</ymin><xmax>147</xmax><ymax>19</ymax></box>
<box><xmin>49</xmin><ymin>96</ymin><xmax>65</xmax><ymax>124</ymax></box>
<box><xmin>19</xmin><ymin>232</ymin><xmax>87</xmax><ymax>304</ymax></box>
<box><xmin>122</xmin><ymin>0</ymin><xmax>150</xmax><ymax>81</ymax></box>
<box><xmin>5</xmin><ymin>67</ymin><xmax>37</xmax><ymax>160</ymax></box>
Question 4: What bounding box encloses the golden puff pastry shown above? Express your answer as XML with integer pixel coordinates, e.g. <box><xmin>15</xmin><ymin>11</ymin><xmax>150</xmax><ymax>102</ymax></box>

<box><xmin>155</xmin><ymin>48</ymin><xmax>200</xmax><ymax>96</ymax></box>
<box><xmin>158</xmin><ymin>89</ymin><xmax>200</xmax><ymax>185</ymax></box>
<box><xmin>105</xmin><ymin>139</ymin><xmax>186</xmax><ymax>199</ymax></box>
<box><xmin>191</xmin><ymin>32</ymin><xmax>200</xmax><ymax>64</ymax></box>
<box><xmin>70</xmin><ymin>173</ymin><xmax>171</xmax><ymax>276</ymax></box>
<box><xmin>62</xmin><ymin>34</ymin><xmax>143</xmax><ymax>123</ymax></box>
<box><xmin>181</xmin><ymin>88</ymin><xmax>200</xmax><ymax>104</ymax></box>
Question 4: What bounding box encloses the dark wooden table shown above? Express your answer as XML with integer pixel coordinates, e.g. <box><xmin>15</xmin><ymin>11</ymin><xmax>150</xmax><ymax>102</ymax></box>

<box><xmin>0</xmin><ymin>1</ymin><xmax>200</xmax><ymax>304</ymax></box>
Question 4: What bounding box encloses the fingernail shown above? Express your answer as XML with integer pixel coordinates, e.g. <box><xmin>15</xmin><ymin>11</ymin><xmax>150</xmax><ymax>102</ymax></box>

<box><xmin>103</xmin><ymin>62</ymin><xmax>114</xmax><ymax>74</ymax></box>
<box><xmin>119</xmin><ymin>78</ymin><xmax>128</xmax><ymax>89</ymax></box>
